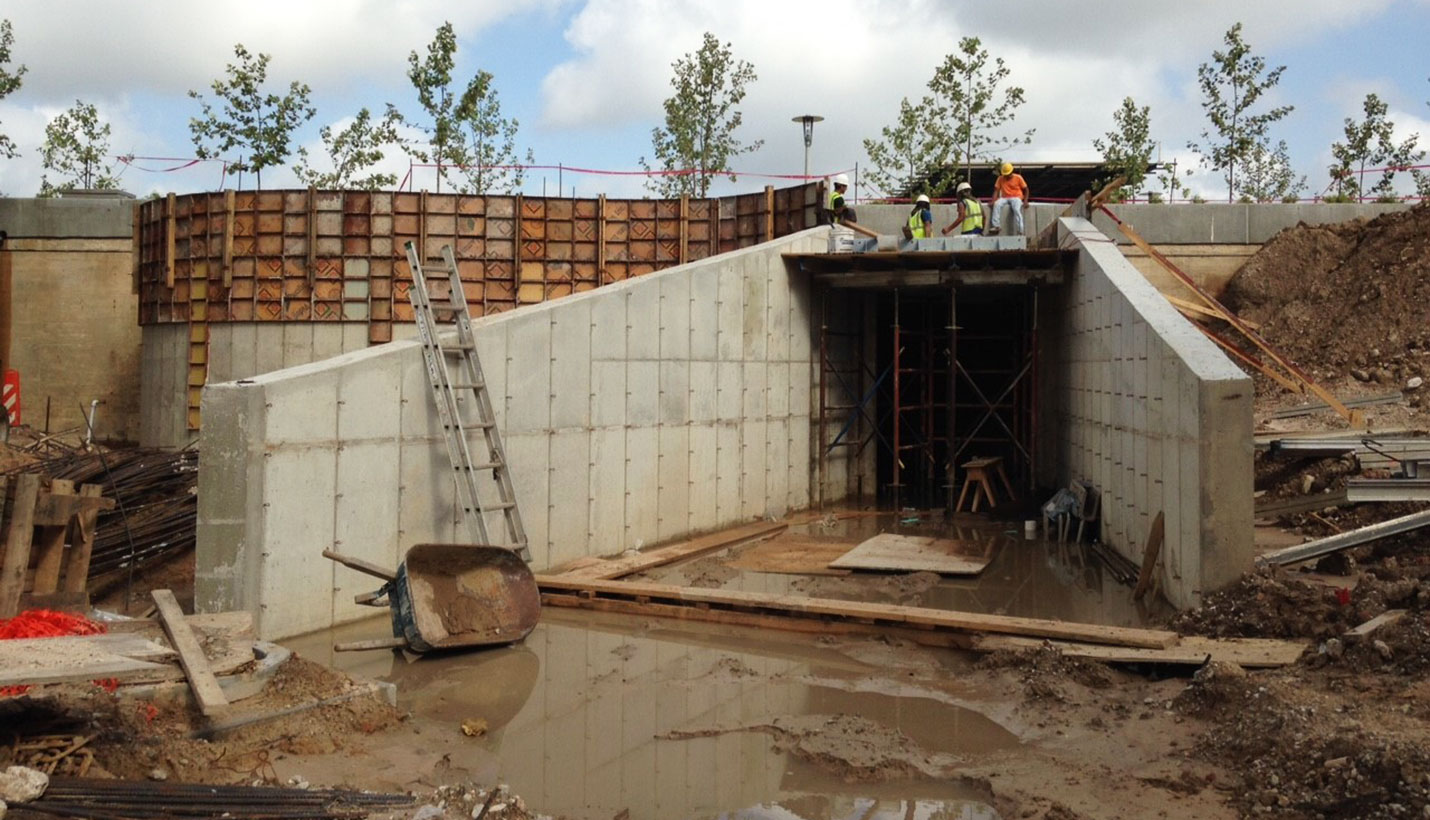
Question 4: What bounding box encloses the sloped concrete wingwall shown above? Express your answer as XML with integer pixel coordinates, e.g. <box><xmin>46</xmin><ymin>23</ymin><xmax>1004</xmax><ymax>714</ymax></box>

<box><xmin>196</xmin><ymin>229</ymin><xmax>825</xmax><ymax>640</ymax></box>
<box><xmin>1040</xmin><ymin>217</ymin><xmax>1254</xmax><ymax>608</ymax></box>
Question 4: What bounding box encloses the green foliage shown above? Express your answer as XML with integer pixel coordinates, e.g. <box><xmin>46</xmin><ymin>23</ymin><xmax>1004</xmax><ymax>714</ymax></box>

<box><xmin>640</xmin><ymin>32</ymin><xmax>761</xmax><ymax>198</ymax></box>
<box><xmin>864</xmin><ymin>37</ymin><xmax>1031</xmax><ymax>197</ymax></box>
<box><xmin>1146</xmin><ymin>191</ymin><xmax>1164</xmax><ymax>204</ymax></box>
<box><xmin>1092</xmin><ymin>97</ymin><xmax>1155</xmax><ymax>199</ymax></box>
<box><xmin>1239</xmin><ymin>139</ymin><xmax>1305</xmax><ymax>202</ymax></box>
<box><xmin>189</xmin><ymin>44</ymin><xmax>315</xmax><ymax>189</ymax></box>
<box><xmin>0</xmin><ymin>19</ymin><xmax>28</xmax><ymax>161</ymax></box>
<box><xmin>406</xmin><ymin>22</ymin><xmax>470</xmax><ymax>193</ymax></box>
<box><xmin>38</xmin><ymin>100</ymin><xmax>118</xmax><ymax>195</ymax></box>
<box><xmin>294</xmin><ymin>106</ymin><xmax>402</xmax><ymax>190</ymax></box>
<box><xmin>455</xmin><ymin>70</ymin><xmax>526</xmax><ymax>194</ymax></box>
<box><xmin>1188</xmin><ymin>23</ymin><xmax>1294</xmax><ymax>201</ymax></box>
<box><xmin>1329</xmin><ymin>93</ymin><xmax>1423</xmax><ymax>200</ymax></box>
<box><xmin>861</xmin><ymin>98</ymin><xmax>940</xmax><ymax>197</ymax></box>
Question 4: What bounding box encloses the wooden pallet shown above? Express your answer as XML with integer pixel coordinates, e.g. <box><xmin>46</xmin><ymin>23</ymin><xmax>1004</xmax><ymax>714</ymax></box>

<box><xmin>0</xmin><ymin>473</ymin><xmax>116</xmax><ymax>617</ymax></box>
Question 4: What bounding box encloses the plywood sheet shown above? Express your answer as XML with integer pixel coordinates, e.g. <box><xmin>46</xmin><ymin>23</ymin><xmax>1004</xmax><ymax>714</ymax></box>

<box><xmin>726</xmin><ymin>534</ymin><xmax>857</xmax><ymax>576</ymax></box>
<box><xmin>828</xmin><ymin>533</ymin><xmax>994</xmax><ymax>575</ymax></box>
<box><xmin>976</xmin><ymin>635</ymin><xmax>1307</xmax><ymax>668</ymax></box>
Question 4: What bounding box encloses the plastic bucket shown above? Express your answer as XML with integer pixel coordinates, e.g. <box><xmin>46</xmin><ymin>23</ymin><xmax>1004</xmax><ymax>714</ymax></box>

<box><xmin>828</xmin><ymin>226</ymin><xmax>857</xmax><ymax>253</ymax></box>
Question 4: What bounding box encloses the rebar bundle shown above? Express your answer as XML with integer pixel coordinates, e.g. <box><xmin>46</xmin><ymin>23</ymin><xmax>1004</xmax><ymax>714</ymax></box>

<box><xmin>15</xmin><ymin>777</ymin><xmax>413</xmax><ymax>820</ymax></box>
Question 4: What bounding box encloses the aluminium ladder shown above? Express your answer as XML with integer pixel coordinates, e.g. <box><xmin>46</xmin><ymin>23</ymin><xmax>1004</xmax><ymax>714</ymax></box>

<box><xmin>403</xmin><ymin>241</ymin><xmax>530</xmax><ymax>562</ymax></box>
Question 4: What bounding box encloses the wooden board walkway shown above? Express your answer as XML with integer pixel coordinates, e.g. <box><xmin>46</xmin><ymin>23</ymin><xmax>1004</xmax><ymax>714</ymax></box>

<box><xmin>549</xmin><ymin>521</ymin><xmax>787</xmax><ymax>581</ymax></box>
<box><xmin>828</xmin><ymin>533</ymin><xmax>994</xmax><ymax>575</ymax></box>
<box><xmin>725</xmin><ymin>534</ymin><xmax>856</xmax><ymax>576</ymax></box>
<box><xmin>535</xmin><ymin>575</ymin><xmax>1178</xmax><ymax>649</ymax></box>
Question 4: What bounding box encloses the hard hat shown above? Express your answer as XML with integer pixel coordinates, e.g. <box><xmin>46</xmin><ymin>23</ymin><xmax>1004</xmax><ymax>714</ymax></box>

<box><xmin>955</xmin><ymin>181</ymin><xmax>972</xmax><ymax>194</ymax></box>
<box><xmin>916</xmin><ymin>194</ymin><xmax>930</xmax><ymax>204</ymax></box>
<box><xmin>1000</xmin><ymin>162</ymin><xmax>1013</xmax><ymax>175</ymax></box>
<box><xmin>833</xmin><ymin>173</ymin><xmax>849</xmax><ymax>187</ymax></box>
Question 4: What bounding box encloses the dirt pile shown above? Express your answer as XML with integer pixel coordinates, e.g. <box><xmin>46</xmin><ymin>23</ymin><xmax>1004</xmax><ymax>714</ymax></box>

<box><xmin>1223</xmin><ymin>202</ymin><xmax>1430</xmax><ymax>387</ymax></box>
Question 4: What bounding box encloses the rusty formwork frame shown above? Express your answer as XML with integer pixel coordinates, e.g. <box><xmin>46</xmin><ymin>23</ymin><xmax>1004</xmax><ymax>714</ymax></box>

<box><xmin>816</xmin><ymin>285</ymin><xmax>1041</xmax><ymax>512</ymax></box>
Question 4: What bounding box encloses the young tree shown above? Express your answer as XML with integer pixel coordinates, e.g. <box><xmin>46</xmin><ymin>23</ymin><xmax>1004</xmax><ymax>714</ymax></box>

<box><xmin>924</xmin><ymin>37</ymin><xmax>1033</xmax><ymax>191</ymax></box>
<box><xmin>455</xmin><ymin>70</ymin><xmax>527</xmax><ymax>194</ymax></box>
<box><xmin>863</xmin><ymin>36</ymin><xmax>1031</xmax><ymax>197</ymax></box>
<box><xmin>0</xmin><ymin>19</ymin><xmax>28</xmax><ymax>160</ymax></box>
<box><xmin>406</xmin><ymin>22</ymin><xmax>472</xmax><ymax>193</ymax></box>
<box><xmin>1092</xmin><ymin>97</ymin><xmax>1155</xmax><ymax>200</ymax></box>
<box><xmin>1239</xmin><ymin>139</ymin><xmax>1305</xmax><ymax>202</ymax></box>
<box><xmin>861</xmin><ymin>97</ymin><xmax>941</xmax><ymax>197</ymax></box>
<box><xmin>39</xmin><ymin>100</ymin><xmax>119</xmax><ymax>195</ymax></box>
<box><xmin>293</xmin><ymin>106</ymin><xmax>402</xmax><ymax>190</ymax></box>
<box><xmin>189</xmin><ymin>44</ymin><xmax>316</xmax><ymax>189</ymax></box>
<box><xmin>640</xmin><ymin>32</ymin><xmax>761</xmax><ymax>198</ymax></box>
<box><xmin>1327</xmin><ymin>93</ymin><xmax>1423</xmax><ymax>201</ymax></box>
<box><xmin>1188</xmin><ymin>23</ymin><xmax>1294</xmax><ymax>202</ymax></box>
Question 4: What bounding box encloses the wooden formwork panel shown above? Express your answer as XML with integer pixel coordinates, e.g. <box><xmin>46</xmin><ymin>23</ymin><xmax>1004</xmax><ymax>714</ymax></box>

<box><xmin>134</xmin><ymin>183</ymin><xmax>818</xmax><ymax>421</ymax></box>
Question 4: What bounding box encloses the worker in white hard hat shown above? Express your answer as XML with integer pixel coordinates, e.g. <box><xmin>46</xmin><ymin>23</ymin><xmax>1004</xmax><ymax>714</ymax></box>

<box><xmin>906</xmin><ymin>193</ymin><xmax>935</xmax><ymax>240</ymax></box>
<box><xmin>989</xmin><ymin>161</ymin><xmax>1029</xmax><ymax>236</ymax></box>
<box><xmin>825</xmin><ymin>173</ymin><xmax>857</xmax><ymax>224</ymax></box>
<box><xmin>942</xmin><ymin>181</ymin><xmax>985</xmax><ymax>236</ymax></box>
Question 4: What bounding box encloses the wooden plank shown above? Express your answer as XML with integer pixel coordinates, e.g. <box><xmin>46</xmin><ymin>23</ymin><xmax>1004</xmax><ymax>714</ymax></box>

<box><xmin>31</xmin><ymin>492</ymin><xmax>115</xmax><ymax>526</ymax></box>
<box><xmin>1167</xmin><ymin>294</ymin><xmax>1261</xmax><ymax>329</ymax></box>
<box><xmin>0</xmin><ymin>634</ymin><xmax>176</xmax><ymax>662</ymax></box>
<box><xmin>678</xmin><ymin>194</ymin><xmax>689</xmax><ymax>264</ymax></box>
<box><xmin>0</xmin><ymin>473</ymin><xmax>42</xmax><ymax>617</ymax></box>
<box><xmin>1257</xmin><ymin>508</ymin><xmax>1430</xmax><ymax>567</ymax></box>
<box><xmin>1101</xmin><ymin>205</ymin><xmax>1362</xmax><ymax>427</ymax></box>
<box><xmin>1345</xmin><ymin>609</ymin><xmax>1406</xmax><ymax>640</ymax></box>
<box><xmin>165</xmin><ymin>192</ymin><xmax>176</xmax><ymax>289</ymax></box>
<box><xmin>30</xmin><ymin>479</ymin><xmax>75</xmax><ymax>595</ymax></box>
<box><xmin>1192</xmin><ymin>321</ymin><xmax>1303</xmax><ymax>394</ymax></box>
<box><xmin>975</xmin><ymin>635</ymin><xmax>1306</xmax><ymax>668</ymax></box>
<box><xmin>725</xmin><ymin>534</ymin><xmax>857</xmax><ymax>576</ymax></box>
<box><xmin>152</xmin><ymin>589</ymin><xmax>229</xmax><ymax>716</ymax></box>
<box><xmin>1133</xmin><ymin>511</ymin><xmax>1165</xmax><ymax>602</ymax></box>
<box><xmin>827</xmin><ymin>532</ymin><xmax>994</xmax><ymax>575</ymax></box>
<box><xmin>535</xmin><ymin>575</ymin><xmax>1179</xmax><ymax>649</ymax></box>
<box><xmin>305</xmin><ymin>185</ymin><xmax>317</xmax><ymax>286</ymax></box>
<box><xmin>223</xmin><ymin>188</ymin><xmax>236</xmax><ymax>287</ymax></box>
<box><xmin>553</xmin><ymin>521</ymin><xmax>788</xmax><ymax>581</ymax></box>
<box><xmin>322</xmin><ymin>549</ymin><xmax>396</xmax><ymax>582</ymax></box>
<box><xmin>764</xmin><ymin>185</ymin><xmax>775</xmax><ymax>241</ymax></box>
<box><xmin>61</xmin><ymin>484</ymin><xmax>104</xmax><ymax>594</ymax></box>
<box><xmin>1254</xmin><ymin>488</ymin><xmax>1349</xmax><ymax>518</ymax></box>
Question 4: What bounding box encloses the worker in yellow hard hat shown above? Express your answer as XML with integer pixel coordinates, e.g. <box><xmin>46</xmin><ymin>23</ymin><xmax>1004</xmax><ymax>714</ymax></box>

<box><xmin>989</xmin><ymin>162</ymin><xmax>1029</xmax><ymax>236</ymax></box>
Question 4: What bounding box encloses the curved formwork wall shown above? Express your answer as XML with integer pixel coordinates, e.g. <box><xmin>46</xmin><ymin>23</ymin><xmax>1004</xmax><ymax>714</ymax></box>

<box><xmin>135</xmin><ymin>184</ymin><xmax>820</xmax><ymax>445</ymax></box>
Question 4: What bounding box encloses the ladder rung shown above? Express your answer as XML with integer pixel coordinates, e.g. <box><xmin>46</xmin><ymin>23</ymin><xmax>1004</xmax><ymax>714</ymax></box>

<box><xmin>486</xmin><ymin>501</ymin><xmax>517</xmax><ymax>511</ymax></box>
<box><xmin>440</xmin><ymin>342</ymin><xmax>476</xmax><ymax>352</ymax></box>
<box><xmin>448</xmin><ymin>380</ymin><xmax>485</xmax><ymax>390</ymax></box>
<box><xmin>446</xmin><ymin>420</ymin><xmax>495</xmax><ymax>430</ymax></box>
<box><xmin>427</xmin><ymin>299</ymin><xmax>465</xmax><ymax>311</ymax></box>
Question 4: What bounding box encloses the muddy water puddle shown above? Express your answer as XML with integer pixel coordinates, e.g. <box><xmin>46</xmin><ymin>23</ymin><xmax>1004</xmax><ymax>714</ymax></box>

<box><xmin>646</xmin><ymin>512</ymin><xmax>1170</xmax><ymax>628</ymax></box>
<box><xmin>290</xmin><ymin>608</ymin><xmax>1013</xmax><ymax>819</ymax></box>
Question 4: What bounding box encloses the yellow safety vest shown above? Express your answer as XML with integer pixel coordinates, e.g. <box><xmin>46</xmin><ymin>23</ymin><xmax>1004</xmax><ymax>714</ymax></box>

<box><xmin>959</xmin><ymin>198</ymin><xmax>984</xmax><ymax>233</ymax></box>
<box><xmin>827</xmin><ymin>188</ymin><xmax>845</xmax><ymax>215</ymax></box>
<box><xmin>908</xmin><ymin>208</ymin><xmax>930</xmax><ymax>239</ymax></box>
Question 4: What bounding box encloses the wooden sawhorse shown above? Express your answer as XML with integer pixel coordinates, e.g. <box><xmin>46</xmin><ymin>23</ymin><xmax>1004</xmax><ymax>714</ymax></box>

<box><xmin>955</xmin><ymin>456</ymin><xmax>1016</xmax><ymax>513</ymax></box>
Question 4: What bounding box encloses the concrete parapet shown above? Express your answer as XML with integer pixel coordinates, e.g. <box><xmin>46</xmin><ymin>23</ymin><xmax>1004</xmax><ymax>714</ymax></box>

<box><xmin>196</xmin><ymin>229</ymin><xmax>826</xmax><ymax>639</ymax></box>
<box><xmin>1041</xmin><ymin>217</ymin><xmax>1253</xmax><ymax>607</ymax></box>
<box><xmin>0</xmin><ymin>194</ymin><xmax>134</xmax><ymax>239</ymax></box>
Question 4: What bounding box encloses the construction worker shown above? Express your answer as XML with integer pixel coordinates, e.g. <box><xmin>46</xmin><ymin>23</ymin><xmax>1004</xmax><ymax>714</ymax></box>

<box><xmin>989</xmin><ymin>162</ymin><xmax>1029</xmax><ymax>236</ymax></box>
<box><xmin>907</xmin><ymin>194</ymin><xmax>934</xmax><ymax>239</ymax></box>
<box><xmin>825</xmin><ymin>173</ymin><xmax>857</xmax><ymax>224</ymax></box>
<box><xmin>941</xmin><ymin>182</ymin><xmax>984</xmax><ymax>236</ymax></box>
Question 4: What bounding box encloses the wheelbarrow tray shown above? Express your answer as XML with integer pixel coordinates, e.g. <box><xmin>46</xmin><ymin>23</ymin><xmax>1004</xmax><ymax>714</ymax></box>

<box><xmin>387</xmin><ymin>543</ymin><xmax>541</xmax><ymax>653</ymax></box>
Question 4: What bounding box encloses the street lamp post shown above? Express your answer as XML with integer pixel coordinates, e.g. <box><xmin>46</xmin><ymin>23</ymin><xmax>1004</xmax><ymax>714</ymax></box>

<box><xmin>791</xmin><ymin>114</ymin><xmax>824</xmax><ymax>180</ymax></box>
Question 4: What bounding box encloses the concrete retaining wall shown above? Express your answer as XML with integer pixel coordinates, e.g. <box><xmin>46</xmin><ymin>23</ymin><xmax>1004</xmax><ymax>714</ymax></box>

<box><xmin>0</xmin><ymin>196</ymin><xmax>140</xmax><ymax>441</ymax></box>
<box><xmin>196</xmin><ymin>229</ymin><xmax>824</xmax><ymax>639</ymax></box>
<box><xmin>1040</xmin><ymin>217</ymin><xmax>1254</xmax><ymax>608</ymax></box>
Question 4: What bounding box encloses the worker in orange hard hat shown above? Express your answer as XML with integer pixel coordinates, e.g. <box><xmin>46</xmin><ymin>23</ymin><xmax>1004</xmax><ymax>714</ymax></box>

<box><xmin>988</xmin><ymin>162</ymin><xmax>1029</xmax><ymax>236</ymax></box>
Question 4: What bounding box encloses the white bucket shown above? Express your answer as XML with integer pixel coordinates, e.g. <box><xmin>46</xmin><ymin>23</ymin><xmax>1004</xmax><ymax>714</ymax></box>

<box><xmin>828</xmin><ymin>226</ymin><xmax>857</xmax><ymax>253</ymax></box>
<box><xmin>1024</xmin><ymin>520</ymin><xmax>1038</xmax><ymax>540</ymax></box>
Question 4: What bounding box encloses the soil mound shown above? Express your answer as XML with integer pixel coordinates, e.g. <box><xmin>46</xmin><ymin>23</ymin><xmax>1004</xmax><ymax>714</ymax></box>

<box><xmin>1223</xmin><ymin>202</ymin><xmax>1430</xmax><ymax>378</ymax></box>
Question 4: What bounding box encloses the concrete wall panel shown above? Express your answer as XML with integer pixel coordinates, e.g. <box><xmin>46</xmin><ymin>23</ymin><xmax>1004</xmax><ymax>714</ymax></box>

<box><xmin>1043</xmin><ymin>217</ymin><xmax>1253</xmax><ymax>607</ymax></box>
<box><xmin>197</xmin><ymin>230</ymin><xmax>827</xmax><ymax>638</ymax></box>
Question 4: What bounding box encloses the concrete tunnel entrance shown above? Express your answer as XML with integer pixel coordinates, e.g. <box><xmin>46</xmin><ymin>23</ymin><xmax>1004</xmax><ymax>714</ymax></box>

<box><xmin>788</xmin><ymin>245</ymin><xmax>1070</xmax><ymax>513</ymax></box>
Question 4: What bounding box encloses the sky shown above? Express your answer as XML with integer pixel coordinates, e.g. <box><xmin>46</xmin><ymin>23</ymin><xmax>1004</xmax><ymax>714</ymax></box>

<box><xmin>0</xmin><ymin>0</ymin><xmax>1427</xmax><ymax>201</ymax></box>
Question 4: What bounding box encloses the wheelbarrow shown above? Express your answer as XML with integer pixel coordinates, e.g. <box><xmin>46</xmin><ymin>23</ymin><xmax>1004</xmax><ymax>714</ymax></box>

<box><xmin>322</xmin><ymin>544</ymin><xmax>541</xmax><ymax>653</ymax></box>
